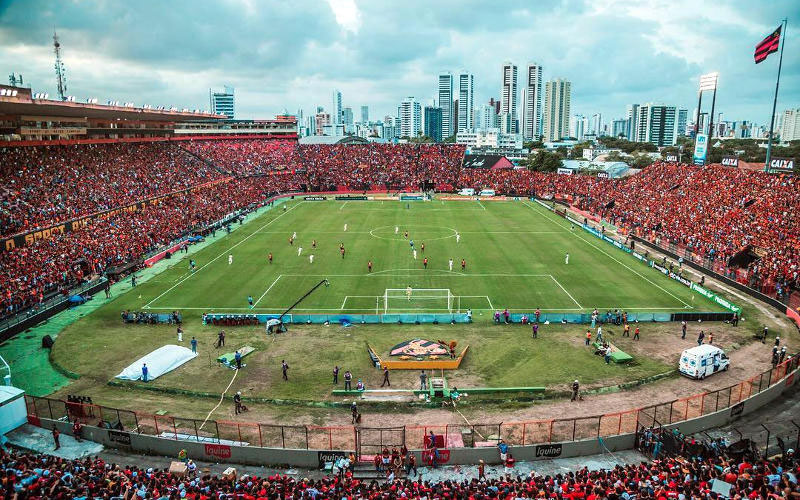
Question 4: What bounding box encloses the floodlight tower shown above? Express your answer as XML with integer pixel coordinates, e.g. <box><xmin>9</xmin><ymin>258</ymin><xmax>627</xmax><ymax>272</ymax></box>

<box><xmin>53</xmin><ymin>30</ymin><xmax>68</xmax><ymax>101</ymax></box>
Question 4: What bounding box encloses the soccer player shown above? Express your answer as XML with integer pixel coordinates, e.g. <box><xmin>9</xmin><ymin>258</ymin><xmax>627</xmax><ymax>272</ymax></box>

<box><xmin>461</xmin><ymin>258</ymin><xmax>466</xmax><ymax>271</ymax></box>
<box><xmin>404</xmin><ymin>230</ymin><xmax>408</xmax><ymax>239</ymax></box>
<box><xmin>406</xmin><ymin>285</ymin><xmax>412</xmax><ymax>301</ymax></box>
<box><xmin>189</xmin><ymin>259</ymin><xmax>196</xmax><ymax>272</ymax></box>
<box><xmin>292</xmin><ymin>231</ymin><xmax>297</xmax><ymax>240</ymax></box>
<box><xmin>340</xmin><ymin>247</ymin><xmax>346</xmax><ymax>259</ymax></box>
<box><xmin>565</xmin><ymin>253</ymin><xmax>570</xmax><ymax>264</ymax></box>
<box><xmin>248</xmin><ymin>295</ymin><xmax>254</xmax><ymax>308</ymax></box>
<box><xmin>410</xmin><ymin>239</ymin><xmax>414</xmax><ymax>249</ymax></box>
<box><xmin>298</xmin><ymin>246</ymin><xmax>303</xmax><ymax>256</ymax></box>
<box><xmin>289</xmin><ymin>236</ymin><xmax>293</xmax><ymax>245</ymax></box>
<box><xmin>413</xmin><ymin>249</ymin><xmax>417</xmax><ymax>260</ymax></box>
<box><xmin>423</xmin><ymin>257</ymin><xmax>428</xmax><ymax>269</ymax></box>
<box><xmin>268</xmin><ymin>252</ymin><xmax>273</xmax><ymax>264</ymax></box>
<box><xmin>455</xmin><ymin>233</ymin><xmax>461</xmax><ymax>243</ymax></box>
<box><xmin>395</xmin><ymin>226</ymin><xmax>399</xmax><ymax>234</ymax></box>
<box><xmin>309</xmin><ymin>254</ymin><xmax>314</xmax><ymax>264</ymax></box>
<box><xmin>228</xmin><ymin>254</ymin><xmax>233</xmax><ymax>265</ymax></box>
<box><xmin>448</xmin><ymin>258</ymin><xmax>454</xmax><ymax>271</ymax></box>
<box><xmin>312</xmin><ymin>239</ymin><xmax>317</xmax><ymax>249</ymax></box>
<box><xmin>421</xmin><ymin>242</ymin><xmax>425</xmax><ymax>253</ymax></box>
<box><xmin>368</xmin><ymin>260</ymin><xmax>373</xmax><ymax>273</ymax></box>
<box><xmin>344</xmin><ymin>223</ymin><xmax>348</xmax><ymax>232</ymax></box>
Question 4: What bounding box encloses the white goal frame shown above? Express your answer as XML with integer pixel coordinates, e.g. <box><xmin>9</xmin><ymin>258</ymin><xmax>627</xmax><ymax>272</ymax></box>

<box><xmin>383</xmin><ymin>288</ymin><xmax>454</xmax><ymax>313</ymax></box>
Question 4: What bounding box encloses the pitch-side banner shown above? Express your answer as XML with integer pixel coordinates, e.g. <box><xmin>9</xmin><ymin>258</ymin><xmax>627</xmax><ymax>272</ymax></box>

<box><xmin>693</xmin><ymin>133</ymin><xmax>708</xmax><ymax>166</ymax></box>
<box><xmin>767</xmin><ymin>157</ymin><xmax>795</xmax><ymax>173</ymax></box>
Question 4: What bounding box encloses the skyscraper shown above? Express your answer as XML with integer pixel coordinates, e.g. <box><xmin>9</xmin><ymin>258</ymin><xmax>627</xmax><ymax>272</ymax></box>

<box><xmin>570</xmin><ymin>114</ymin><xmax>586</xmax><ymax>140</ymax></box>
<box><xmin>522</xmin><ymin>63</ymin><xmax>543</xmax><ymax>140</ymax></box>
<box><xmin>342</xmin><ymin>107</ymin><xmax>353</xmax><ymax>126</ymax></box>
<box><xmin>612</xmin><ymin>119</ymin><xmax>627</xmax><ymax>138</ymax></box>
<box><xmin>677</xmin><ymin>109</ymin><xmax>688</xmax><ymax>137</ymax></box>
<box><xmin>360</xmin><ymin>105</ymin><xmax>369</xmax><ymax>123</ymax></box>
<box><xmin>209</xmin><ymin>86</ymin><xmax>235</xmax><ymax>118</ymax></box>
<box><xmin>332</xmin><ymin>89</ymin><xmax>342</xmax><ymax>124</ymax></box>
<box><xmin>399</xmin><ymin>97</ymin><xmax>422</xmax><ymax>138</ymax></box>
<box><xmin>500</xmin><ymin>62</ymin><xmax>518</xmax><ymax>133</ymax></box>
<box><xmin>424</xmin><ymin>106</ymin><xmax>443</xmax><ymax>142</ymax></box>
<box><xmin>438</xmin><ymin>73</ymin><xmax>454</xmax><ymax>139</ymax></box>
<box><xmin>543</xmin><ymin>79</ymin><xmax>571</xmax><ymax>142</ymax></box>
<box><xmin>626</xmin><ymin>104</ymin><xmax>640</xmax><ymax>141</ymax></box>
<box><xmin>780</xmin><ymin>108</ymin><xmax>800</xmax><ymax>140</ymax></box>
<box><xmin>636</xmin><ymin>103</ymin><xmax>677</xmax><ymax>146</ymax></box>
<box><xmin>480</xmin><ymin>103</ymin><xmax>498</xmax><ymax>130</ymax></box>
<box><xmin>457</xmin><ymin>72</ymin><xmax>474</xmax><ymax>132</ymax></box>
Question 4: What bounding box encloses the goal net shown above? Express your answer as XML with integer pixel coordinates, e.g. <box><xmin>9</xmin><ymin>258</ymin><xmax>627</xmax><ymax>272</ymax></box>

<box><xmin>383</xmin><ymin>288</ymin><xmax>455</xmax><ymax>314</ymax></box>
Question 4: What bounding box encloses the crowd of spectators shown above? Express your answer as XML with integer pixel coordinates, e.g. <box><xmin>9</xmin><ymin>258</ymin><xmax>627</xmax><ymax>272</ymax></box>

<box><xmin>1</xmin><ymin>439</ymin><xmax>797</xmax><ymax>499</ymax></box>
<box><xmin>0</xmin><ymin>143</ymin><xmax>223</xmax><ymax>237</ymax></box>
<box><xmin>1</xmin><ymin>139</ymin><xmax>797</xmax><ymax>319</ymax></box>
<box><xmin>0</xmin><ymin>176</ymin><xmax>296</xmax><ymax>319</ymax></box>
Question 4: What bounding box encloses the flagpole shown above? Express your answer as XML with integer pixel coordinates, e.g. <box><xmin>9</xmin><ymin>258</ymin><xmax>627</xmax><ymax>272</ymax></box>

<box><xmin>764</xmin><ymin>18</ymin><xmax>787</xmax><ymax>172</ymax></box>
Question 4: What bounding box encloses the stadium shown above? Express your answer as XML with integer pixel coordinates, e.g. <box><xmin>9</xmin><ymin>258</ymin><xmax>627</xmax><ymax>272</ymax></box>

<box><xmin>1</xmin><ymin>4</ymin><xmax>799</xmax><ymax>498</ymax></box>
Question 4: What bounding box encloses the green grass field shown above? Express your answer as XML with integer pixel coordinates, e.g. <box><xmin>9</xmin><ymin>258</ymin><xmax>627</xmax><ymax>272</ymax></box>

<box><xmin>46</xmin><ymin>197</ymin><xmax>735</xmax><ymax>405</ymax></box>
<box><xmin>136</xmin><ymin>198</ymin><xmax>708</xmax><ymax>315</ymax></box>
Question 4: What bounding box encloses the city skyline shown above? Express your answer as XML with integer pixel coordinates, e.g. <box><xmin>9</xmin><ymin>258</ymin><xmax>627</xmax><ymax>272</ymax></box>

<box><xmin>1</xmin><ymin>1</ymin><xmax>797</xmax><ymax>127</ymax></box>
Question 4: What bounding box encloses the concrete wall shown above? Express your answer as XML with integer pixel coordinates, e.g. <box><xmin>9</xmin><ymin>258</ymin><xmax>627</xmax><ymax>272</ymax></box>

<box><xmin>30</xmin><ymin>366</ymin><xmax>798</xmax><ymax>468</ymax></box>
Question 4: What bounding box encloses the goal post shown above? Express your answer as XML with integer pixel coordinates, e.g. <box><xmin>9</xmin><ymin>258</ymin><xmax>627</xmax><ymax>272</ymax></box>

<box><xmin>383</xmin><ymin>288</ymin><xmax>454</xmax><ymax>314</ymax></box>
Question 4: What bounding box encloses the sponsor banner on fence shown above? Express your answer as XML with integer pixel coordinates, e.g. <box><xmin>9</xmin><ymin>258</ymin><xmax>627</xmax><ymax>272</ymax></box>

<box><xmin>721</xmin><ymin>156</ymin><xmax>739</xmax><ymax>167</ymax></box>
<box><xmin>669</xmin><ymin>271</ymin><xmax>693</xmax><ymax>287</ymax></box>
<box><xmin>690</xmin><ymin>283</ymin><xmax>741</xmax><ymax>313</ymax></box>
<box><xmin>334</xmin><ymin>195</ymin><xmax>368</xmax><ymax>201</ymax></box>
<box><xmin>108</xmin><ymin>429</ymin><xmax>132</xmax><ymax>446</ymax></box>
<box><xmin>556</xmin><ymin>167</ymin><xmax>574</xmax><ymax>175</ymax></box>
<box><xmin>583</xmin><ymin>225</ymin><xmax>602</xmax><ymax>238</ymax></box>
<box><xmin>400</xmin><ymin>195</ymin><xmax>424</xmax><ymax>200</ymax></box>
<box><xmin>205</xmin><ymin>443</ymin><xmax>232</xmax><ymax>459</ymax></box>
<box><xmin>632</xmin><ymin>251</ymin><xmax>647</xmax><ymax>262</ymax></box>
<box><xmin>665</xmin><ymin>154</ymin><xmax>679</xmax><ymax>162</ymax></box>
<box><xmin>422</xmin><ymin>449</ymin><xmax>451</xmax><ymax>465</ymax></box>
<box><xmin>535</xmin><ymin>444</ymin><xmax>563</xmax><ymax>458</ymax></box>
<box><xmin>603</xmin><ymin>235</ymin><xmax>632</xmax><ymax>253</ymax></box>
<box><xmin>304</xmin><ymin>196</ymin><xmax>327</xmax><ymax>201</ymax></box>
<box><xmin>318</xmin><ymin>451</ymin><xmax>347</xmax><ymax>469</ymax></box>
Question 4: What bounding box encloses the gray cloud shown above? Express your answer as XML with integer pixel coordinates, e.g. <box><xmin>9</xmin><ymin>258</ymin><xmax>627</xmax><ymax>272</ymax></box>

<box><xmin>0</xmin><ymin>0</ymin><xmax>797</xmax><ymax>125</ymax></box>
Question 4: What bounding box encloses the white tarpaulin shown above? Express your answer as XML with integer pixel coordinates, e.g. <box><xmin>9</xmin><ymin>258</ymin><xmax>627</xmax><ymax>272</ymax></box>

<box><xmin>116</xmin><ymin>345</ymin><xmax>197</xmax><ymax>381</ymax></box>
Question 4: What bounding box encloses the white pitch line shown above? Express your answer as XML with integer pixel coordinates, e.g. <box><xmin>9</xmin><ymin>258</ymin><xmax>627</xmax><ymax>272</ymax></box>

<box><xmin>486</xmin><ymin>296</ymin><xmax>495</xmax><ymax>310</ymax></box>
<box><xmin>254</xmin><ymin>275</ymin><xmax>283</xmax><ymax>306</ymax></box>
<box><xmin>146</xmin><ymin>305</ymin><xmax>688</xmax><ymax>311</ymax></box>
<box><xmin>339</xmin><ymin>201</ymin><xmax>348</xmax><ymax>210</ymax></box>
<box><xmin>144</xmin><ymin>202</ymin><xmax>302</xmax><ymax>307</ymax></box>
<box><xmin>550</xmin><ymin>274</ymin><xmax>583</xmax><ymax>309</ymax></box>
<box><xmin>477</xmin><ymin>199</ymin><xmax>486</xmax><ymax>211</ymax></box>
<box><xmin>522</xmin><ymin>200</ymin><xmax>692</xmax><ymax>308</ymax></box>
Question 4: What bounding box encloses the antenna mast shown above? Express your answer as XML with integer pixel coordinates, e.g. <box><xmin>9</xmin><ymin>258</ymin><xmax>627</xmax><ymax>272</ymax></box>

<box><xmin>53</xmin><ymin>30</ymin><xmax>68</xmax><ymax>101</ymax></box>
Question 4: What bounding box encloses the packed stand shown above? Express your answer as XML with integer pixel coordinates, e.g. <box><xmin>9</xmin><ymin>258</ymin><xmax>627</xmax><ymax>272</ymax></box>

<box><xmin>0</xmin><ymin>176</ymin><xmax>297</xmax><ymax>319</ymax></box>
<box><xmin>0</xmin><ymin>143</ymin><xmax>223</xmax><ymax>237</ymax></box>
<box><xmin>1</xmin><ymin>439</ymin><xmax>798</xmax><ymax>499</ymax></box>
<box><xmin>182</xmin><ymin>140</ymin><xmax>301</xmax><ymax>176</ymax></box>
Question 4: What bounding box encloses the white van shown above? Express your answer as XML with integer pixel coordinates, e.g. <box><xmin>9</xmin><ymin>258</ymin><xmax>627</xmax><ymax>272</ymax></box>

<box><xmin>458</xmin><ymin>188</ymin><xmax>475</xmax><ymax>196</ymax></box>
<box><xmin>479</xmin><ymin>189</ymin><xmax>496</xmax><ymax>197</ymax></box>
<box><xmin>679</xmin><ymin>345</ymin><xmax>729</xmax><ymax>379</ymax></box>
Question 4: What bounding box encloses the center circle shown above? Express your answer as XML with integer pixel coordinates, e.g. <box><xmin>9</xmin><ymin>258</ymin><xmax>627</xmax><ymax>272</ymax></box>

<box><xmin>369</xmin><ymin>225</ymin><xmax>457</xmax><ymax>242</ymax></box>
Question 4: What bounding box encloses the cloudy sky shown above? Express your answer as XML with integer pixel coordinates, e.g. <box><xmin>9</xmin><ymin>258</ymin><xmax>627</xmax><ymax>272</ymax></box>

<box><xmin>1</xmin><ymin>0</ymin><xmax>797</xmax><ymax>126</ymax></box>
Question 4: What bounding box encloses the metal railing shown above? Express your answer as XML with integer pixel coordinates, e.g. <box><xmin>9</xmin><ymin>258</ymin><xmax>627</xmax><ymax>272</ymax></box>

<box><xmin>25</xmin><ymin>355</ymin><xmax>798</xmax><ymax>452</ymax></box>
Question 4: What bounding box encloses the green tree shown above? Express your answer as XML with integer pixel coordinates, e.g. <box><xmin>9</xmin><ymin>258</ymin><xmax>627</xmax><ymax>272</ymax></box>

<box><xmin>523</xmin><ymin>150</ymin><xmax>564</xmax><ymax>172</ymax></box>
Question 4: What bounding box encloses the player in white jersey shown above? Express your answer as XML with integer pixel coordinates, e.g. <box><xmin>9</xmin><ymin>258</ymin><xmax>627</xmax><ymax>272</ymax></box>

<box><xmin>309</xmin><ymin>254</ymin><xmax>314</xmax><ymax>264</ymax></box>
<box><xmin>228</xmin><ymin>254</ymin><xmax>233</xmax><ymax>265</ymax></box>
<box><xmin>298</xmin><ymin>246</ymin><xmax>303</xmax><ymax>256</ymax></box>
<box><xmin>565</xmin><ymin>253</ymin><xmax>570</xmax><ymax>265</ymax></box>
<box><xmin>448</xmin><ymin>258</ymin><xmax>454</xmax><ymax>271</ymax></box>
<box><xmin>406</xmin><ymin>285</ymin><xmax>412</xmax><ymax>301</ymax></box>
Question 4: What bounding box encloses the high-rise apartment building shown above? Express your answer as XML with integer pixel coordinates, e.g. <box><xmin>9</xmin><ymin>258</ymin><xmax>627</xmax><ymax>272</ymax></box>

<box><xmin>209</xmin><ymin>86</ymin><xmax>235</xmax><ymax>118</ymax></box>
<box><xmin>424</xmin><ymin>106</ymin><xmax>443</xmax><ymax>142</ymax></box>
<box><xmin>612</xmin><ymin>119</ymin><xmax>627</xmax><ymax>138</ymax></box>
<box><xmin>480</xmin><ymin>103</ymin><xmax>498</xmax><ymax>130</ymax></box>
<box><xmin>625</xmin><ymin>104</ymin><xmax>640</xmax><ymax>141</ymax></box>
<box><xmin>780</xmin><ymin>109</ymin><xmax>800</xmax><ymax>141</ymax></box>
<box><xmin>570</xmin><ymin>114</ymin><xmax>586</xmax><ymax>140</ymax></box>
<box><xmin>314</xmin><ymin>112</ymin><xmax>331</xmax><ymax>136</ymax></box>
<box><xmin>438</xmin><ymin>73</ymin><xmax>454</xmax><ymax>139</ymax></box>
<box><xmin>457</xmin><ymin>72</ymin><xmax>474</xmax><ymax>132</ymax></box>
<box><xmin>677</xmin><ymin>109</ymin><xmax>688</xmax><ymax>137</ymax></box>
<box><xmin>636</xmin><ymin>103</ymin><xmax>677</xmax><ymax>146</ymax></box>
<box><xmin>342</xmin><ymin>107</ymin><xmax>353</xmax><ymax>126</ymax></box>
<box><xmin>522</xmin><ymin>63</ymin><xmax>543</xmax><ymax>140</ymax></box>
<box><xmin>500</xmin><ymin>62</ymin><xmax>518</xmax><ymax>133</ymax></box>
<box><xmin>332</xmin><ymin>89</ymin><xmax>342</xmax><ymax>124</ymax></box>
<box><xmin>360</xmin><ymin>105</ymin><xmax>369</xmax><ymax>123</ymax></box>
<box><xmin>399</xmin><ymin>97</ymin><xmax>422</xmax><ymax>138</ymax></box>
<box><xmin>543</xmin><ymin>79</ymin><xmax>571</xmax><ymax>142</ymax></box>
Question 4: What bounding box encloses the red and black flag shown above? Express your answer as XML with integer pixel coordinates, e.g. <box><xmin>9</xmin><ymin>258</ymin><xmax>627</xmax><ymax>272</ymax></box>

<box><xmin>754</xmin><ymin>25</ymin><xmax>781</xmax><ymax>64</ymax></box>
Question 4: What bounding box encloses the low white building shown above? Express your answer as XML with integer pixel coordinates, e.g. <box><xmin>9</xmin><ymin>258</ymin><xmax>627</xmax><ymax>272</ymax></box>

<box><xmin>456</xmin><ymin>128</ymin><xmax>522</xmax><ymax>149</ymax></box>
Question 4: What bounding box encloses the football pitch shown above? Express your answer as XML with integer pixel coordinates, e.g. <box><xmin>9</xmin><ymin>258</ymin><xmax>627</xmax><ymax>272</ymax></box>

<box><xmin>138</xmin><ymin>198</ymin><xmax>714</xmax><ymax>315</ymax></box>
